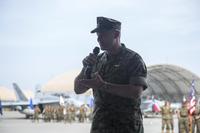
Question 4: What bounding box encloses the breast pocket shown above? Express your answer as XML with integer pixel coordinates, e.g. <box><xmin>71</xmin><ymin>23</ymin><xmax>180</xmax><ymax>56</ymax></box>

<box><xmin>107</xmin><ymin>64</ymin><xmax>129</xmax><ymax>84</ymax></box>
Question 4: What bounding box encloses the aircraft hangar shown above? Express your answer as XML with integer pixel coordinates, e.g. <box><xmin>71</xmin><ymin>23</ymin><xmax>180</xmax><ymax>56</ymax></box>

<box><xmin>1</xmin><ymin>64</ymin><xmax>200</xmax><ymax>104</ymax></box>
<box><xmin>142</xmin><ymin>64</ymin><xmax>200</xmax><ymax>103</ymax></box>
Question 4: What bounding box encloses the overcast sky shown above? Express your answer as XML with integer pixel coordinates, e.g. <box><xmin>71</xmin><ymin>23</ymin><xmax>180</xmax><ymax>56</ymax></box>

<box><xmin>0</xmin><ymin>0</ymin><xmax>200</xmax><ymax>90</ymax></box>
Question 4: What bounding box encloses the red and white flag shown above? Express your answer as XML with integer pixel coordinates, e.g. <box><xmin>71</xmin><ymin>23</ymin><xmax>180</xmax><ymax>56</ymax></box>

<box><xmin>188</xmin><ymin>80</ymin><xmax>196</xmax><ymax>114</ymax></box>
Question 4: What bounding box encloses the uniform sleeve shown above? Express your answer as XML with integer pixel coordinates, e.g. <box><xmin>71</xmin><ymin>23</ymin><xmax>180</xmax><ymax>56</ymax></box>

<box><xmin>127</xmin><ymin>54</ymin><xmax>148</xmax><ymax>90</ymax></box>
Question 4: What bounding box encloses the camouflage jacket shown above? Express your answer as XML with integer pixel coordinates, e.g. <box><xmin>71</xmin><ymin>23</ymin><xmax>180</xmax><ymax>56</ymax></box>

<box><xmin>161</xmin><ymin>106</ymin><xmax>172</xmax><ymax>119</ymax></box>
<box><xmin>90</xmin><ymin>44</ymin><xmax>147</xmax><ymax>133</ymax></box>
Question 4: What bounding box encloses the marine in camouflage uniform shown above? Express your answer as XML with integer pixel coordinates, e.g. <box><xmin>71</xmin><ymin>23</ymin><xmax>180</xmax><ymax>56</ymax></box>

<box><xmin>79</xmin><ymin>104</ymin><xmax>87</xmax><ymax>123</ymax></box>
<box><xmin>169</xmin><ymin>102</ymin><xmax>174</xmax><ymax>133</ymax></box>
<box><xmin>88</xmin><ymin>106</ymin><xmax>94</xmax><ymax>122</ymax></box>
<box><xmin>63</xmin><ymin>106</ymin><xmax>68</xmax><ymax>124</ymax></box>
<box><xmin>55</xmin><ymin>107</ymin><xmax>59</xmax><ymax>122</ymax></box>
<box><xmin>161</xmin><ymin>101</ymin><xmax>172</xmax><ymax>133</ymax></box>
<box><xmin>74</xmin><ymin>17</ymin><xmax>147</xmax><ymax>133</ymax></box>
<box><xmin>192</xmin><ymin>103</ymin><xmax>200</xmax><ymax>133</ymax></box>
<box><xmin>33</xmin><ymin>105</ymin><xmax>41</xmax><ymax>123</ymax></box>
<box><xmin>56</xmin><ymin>106</ymin><xmax>64</xmax><ymax>122</ymax></box>
<box><xmin>66</xmin><ymin>104</ymin><xmax>72</xmax><ymax>123</ymax></box>
<box><xmin>42</xmin><ymin>105</ymin><xmax>48</xmax><ymax>122</ymax></box>
<box><xmin>70</xmin><ymin>104</ymin><xmax>76</xmax><ymax>122</ymax></box>
<box><xmin>50</xmin><ymin>106</ymin><xmax>54</xmax><ymax>121</ymax></box>
<box><xmin>43</xmin><ymin>105</ymin><xmax>52</xmax><ymax>122</ymax></box>
<box><xmin>60</xmin><ymin>106</ymin><xmax>64</xmax><ymax>121</ymax></box>
<box><xmin>178</xmin><ymin>101</ymin><xmax>189</xmax><ymax>133</ymax></box>
<box><xmin>49</xmin><ymin>106</ymin><xmax>53</xmax><ymax>121</ymax></box>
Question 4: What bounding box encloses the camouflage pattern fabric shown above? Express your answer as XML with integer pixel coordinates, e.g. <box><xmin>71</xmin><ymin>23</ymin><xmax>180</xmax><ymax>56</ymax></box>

<box><xmin>90</xmin><ymin>44</ymin><xmax>147</xmax><ymax>133</ymax></box>
<box><xmin>161</xmin><ymin>106</ymin><xmax>172</xmax><ymax>130</ymax></box>
<box><xmin>179</xmin><ymin>107</ymin><xmax>189</xmax><ymax>133</ymax></box>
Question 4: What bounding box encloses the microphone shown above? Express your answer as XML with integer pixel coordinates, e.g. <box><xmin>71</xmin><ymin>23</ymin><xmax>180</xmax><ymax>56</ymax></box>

<box><xmin>93</xmin><ymin>46</ymin><xmax>100</xmax><ymax>56</ymax></box>
<box><xmin>85</xmin><ymin>47</ymin><xmax>100</xmax><ymax>79</ymax></box>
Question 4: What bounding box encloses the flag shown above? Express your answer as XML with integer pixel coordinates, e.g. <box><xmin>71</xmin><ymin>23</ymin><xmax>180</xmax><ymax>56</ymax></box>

<box><xmin>0</xmin><ymin>99</ymin><xmax>3</xmax><ymax>115</ymax></box>
<box><xmin>59</xmin><ymin>96</ymin><xmax>65</xmax><ymax>106</ymax></box>
<box><xmin>188</xmin><ymin>80</ymin><xmax>195</xmax><ymax>100</ymax></box>
<box><xmin>188</xmin><ymin>80</ymin><xmax>196</xmax><ymax>114</ymax></box>
<box><xmin>29</xmin><ymin>98</ymin><xmax>34</xmax><ymax>110</ymax></box>
<box><xmin>88</xmin><ymin>97</ymin><xmax>94</xmax><ymax>108</ymax></box>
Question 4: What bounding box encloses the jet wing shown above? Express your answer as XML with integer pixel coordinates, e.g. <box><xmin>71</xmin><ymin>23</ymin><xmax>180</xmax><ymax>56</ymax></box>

<box><xmin>2</xmin><ymin>99</ymin><xmax>62</xmax><ymax>107</ymax></box>
<box><xmin>1</xmin><ymin>101</ymin><xmax>30</xmax><ymax>107</ymax></box>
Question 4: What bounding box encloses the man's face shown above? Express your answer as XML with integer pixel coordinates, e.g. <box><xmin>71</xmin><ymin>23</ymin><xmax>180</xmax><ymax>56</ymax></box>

<box><xmin>96</xmin><ymin>30</ymin><xmax>116</xmax><ymax>50</ymax></box>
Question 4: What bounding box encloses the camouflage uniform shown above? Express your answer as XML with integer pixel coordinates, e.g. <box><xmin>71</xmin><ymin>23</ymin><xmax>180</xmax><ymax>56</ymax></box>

<box><xmin>190</xmin><ymin>114</ymin><xmax>195</xmax><ymax>133</ymax></box>
<box><xmin>49</xmin><ymin>106</ymin><xmax>53</xmax><ymax>121</ymax></box>
<box><xmin>60</xmin><ymin>106</ymin><xmax>64</xmax><ymax>121</ymax></box>
<box><xmin>168</xmin><ymin>103</ymin><xmax>174</xmax><ymax>133</ymax></box>
<box><xmin>88</xmin><ymin>107</ymin><xmax>93</xmax><ymax>122</ymax></box>
<box><xmin>193</xmin><ymin>105</ymin><xmax>200</xmax><ymax>133</ymax></box>
<box><xmin>34</xmin><ymin>106</ymin><xmax>41</xmax><ymax>122</ymax></box>
<box><xmin>90</xmin><ymin>45</ymin><xmax>147</xmax><ymax>133</ymax></box>
<box><xmin>56</xmin><ymin>106</ymin><xmax>64</xmax><ymax>122</ymax></box>
<box><xmin>161</xmin><ymin>104</ymin><xmax>171</xmax><ymax>133</ymax></box>
<box><xmin>67</xmin><ymin>105</ymin><xmax>72</xmax><ymax>123</ymax></box>
<box><xmin>170</xmin><ymin>109</ymin><xmax>174</xmax><ymax>133</ymax></box>
<box><xmin>169</xmin><ymin>107</ymin><xmax>174</xmax><ymax>133</ymax></box>
<box><xmin>178</xmin><ymin>103</ymin><xmax>189</xmax><ymax>133</ymax></box>
<box><xmin>79</xmin><ymin>105</ymin><xmax>87</xmax><ymax>123</ymax></box>
<box><xmin>48</xmin><ymin>106</ymin><xmax>51</xmax><ymax>121</ymax></box>
<box><xmin>42</xmin><ymin>105</ymin><xmax>48</xmax><ymax>122</ymax></box>
<box><xmin>55</xmin><ymin>107</ymin><xmax>59</xmax><ymax>122</ymax></box>
<box><xmin>70</xmin><ymin>104</ymin><xmax>76</xmax><ymax>122</ymax></box>
<box><xmin>63</xmin><ymin>106</ymin><xmax>67</xmax><ymax>123</ymax></box>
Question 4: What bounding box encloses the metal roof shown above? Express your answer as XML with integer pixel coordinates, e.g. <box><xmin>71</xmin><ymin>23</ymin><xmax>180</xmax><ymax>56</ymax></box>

<box><xmin>142</xmin><ymin>64</ymin><xmax>200</xmax><ymax>102</ymax></box>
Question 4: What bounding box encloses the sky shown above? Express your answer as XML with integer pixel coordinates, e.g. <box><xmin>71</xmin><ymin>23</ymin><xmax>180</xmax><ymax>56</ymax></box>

<box><xmin>0</xmin><ymin>0</ymin><xmax>200</xmax><ymax>90</ymax></box>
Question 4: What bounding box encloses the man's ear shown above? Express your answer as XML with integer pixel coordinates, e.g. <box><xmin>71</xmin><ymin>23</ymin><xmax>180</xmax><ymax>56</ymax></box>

<box><xmin>114</xmin><ymin>31</ymin><xmax>120</xmax><ymax>38</ymax></box>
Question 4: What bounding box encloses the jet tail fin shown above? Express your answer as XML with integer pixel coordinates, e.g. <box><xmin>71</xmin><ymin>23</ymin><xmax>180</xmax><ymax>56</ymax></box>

<box><xmin>28</xmin><ymin>98</ymin><xmax>34</xmax><ymax>110</ymax></box>
<box><xmin>13</xmin><ymin>83</ymin><xmax>28</xmax><ymax>101</ymax></box>
<box><xmin>34</xmin><ymin>85</ymin><xmax>42</xmax><ymax>99</ymax></box>
<box><xmin>152</xmin><ymin>103</ymin><xmax>161</xmax><ymax>112</ymax></box>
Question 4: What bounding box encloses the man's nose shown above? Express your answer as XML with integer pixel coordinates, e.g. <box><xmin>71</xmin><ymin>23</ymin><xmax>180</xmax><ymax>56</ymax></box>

<box><xmin>97</xmin><ymin>36</ymin><xmax>101</xmax><ymax>42</ymax></box>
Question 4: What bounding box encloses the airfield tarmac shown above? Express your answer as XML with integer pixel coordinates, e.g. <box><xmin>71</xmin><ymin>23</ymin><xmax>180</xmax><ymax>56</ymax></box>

<box><xmin>0</xmin><ymin>111</ymin><xmax>179</xmax><ymax>133</ymax></box>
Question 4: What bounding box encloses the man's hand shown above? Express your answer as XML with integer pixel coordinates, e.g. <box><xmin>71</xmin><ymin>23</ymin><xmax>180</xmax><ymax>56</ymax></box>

<box><xmin>82</xmin><ymin>53</ymin><xmax>97</xmax><ymax>67</ymax></box>
<box><xmin>79</xmin><ymin>72</ymin><xmax>104</xmax><ymax>89</ymax></box>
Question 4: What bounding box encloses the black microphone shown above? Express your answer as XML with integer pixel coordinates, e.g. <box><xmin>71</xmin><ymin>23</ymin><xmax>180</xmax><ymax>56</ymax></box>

<box><xmin>93</xmin><ymin>46</ymin><xmax>100</xmax><ymax>56</ymax></box>
<box><xmin>85</xmin><ymin>47</ymin><xmax>100</xmax><ymax>79</ymax></box>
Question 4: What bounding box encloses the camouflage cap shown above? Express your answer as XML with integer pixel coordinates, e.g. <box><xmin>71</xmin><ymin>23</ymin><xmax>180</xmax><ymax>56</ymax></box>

<box><xmin>90</xmin><ymin>16</ymin><xmax>121</xmax><ymax>33</ymax></box>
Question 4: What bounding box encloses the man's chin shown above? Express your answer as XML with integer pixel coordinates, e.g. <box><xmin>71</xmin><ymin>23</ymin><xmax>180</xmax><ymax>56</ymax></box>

<box><xmin>100</xmin><ymin>46</ymin><xmax>106</xmax><ymax>51</ymax></box>
<box><xmin>99</xmin><ymin>44</ymin><xmax>110</xmax><ymax>51</ymax></box>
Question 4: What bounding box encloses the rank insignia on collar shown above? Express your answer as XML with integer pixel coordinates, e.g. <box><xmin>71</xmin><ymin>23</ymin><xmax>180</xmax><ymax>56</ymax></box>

<box><xmin>114</xmin><ymin>64</ymin><xmax>120</xmax><ymax>67</ymax></box>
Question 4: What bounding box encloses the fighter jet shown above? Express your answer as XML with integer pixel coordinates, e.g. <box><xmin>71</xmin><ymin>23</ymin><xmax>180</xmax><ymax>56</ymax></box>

<box><xmin>1</xmin><ymin>83</ymin><xmax>84</xmax><ymax>118</ymax></box>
